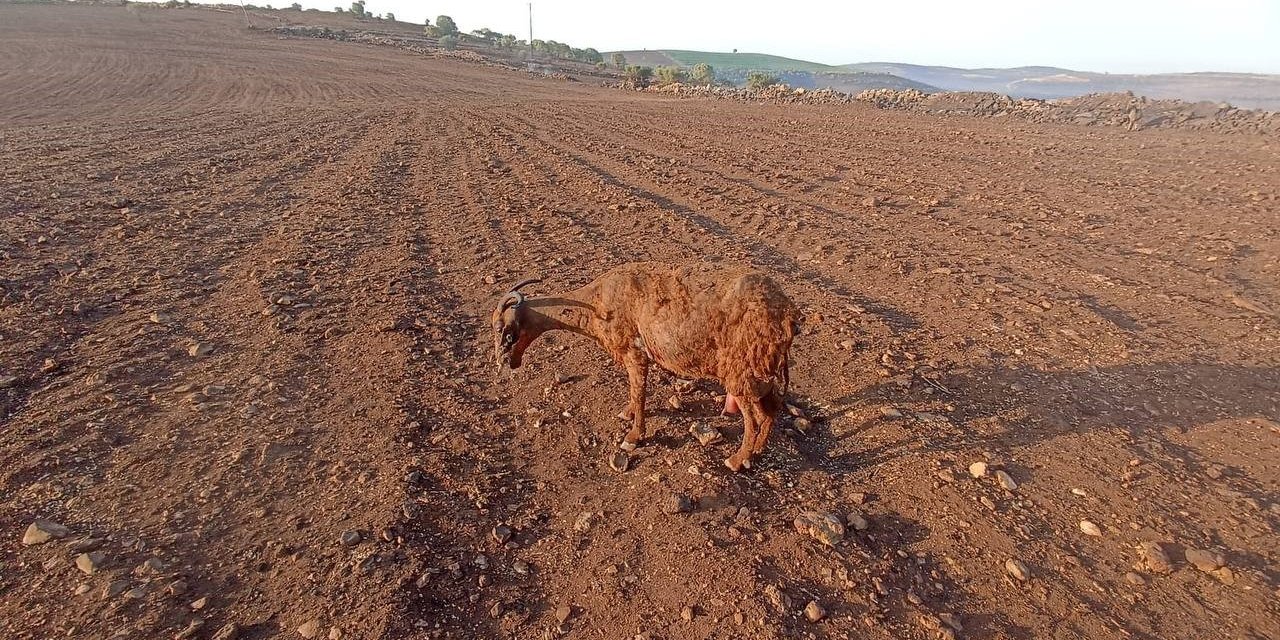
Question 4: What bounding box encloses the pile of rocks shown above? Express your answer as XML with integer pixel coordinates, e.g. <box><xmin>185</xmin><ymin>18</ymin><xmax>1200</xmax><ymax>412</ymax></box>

<box><xmin>637</xmin><ymin>81</ymin><xmax>1277</xmax><ymax>135</ymax></box>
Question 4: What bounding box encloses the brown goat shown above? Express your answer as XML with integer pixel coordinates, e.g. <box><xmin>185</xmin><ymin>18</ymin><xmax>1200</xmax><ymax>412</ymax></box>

<box><xmin>492</xmin><ymin>262</ymin><xmax>798</xmax><ymax>471</ymax></box>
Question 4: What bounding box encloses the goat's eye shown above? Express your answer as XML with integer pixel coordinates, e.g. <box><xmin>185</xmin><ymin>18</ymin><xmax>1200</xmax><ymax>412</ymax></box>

<box><xmin>502</xmin><ymin>331</ymin><xmax>516</xmax><ymax>346</ymax></box>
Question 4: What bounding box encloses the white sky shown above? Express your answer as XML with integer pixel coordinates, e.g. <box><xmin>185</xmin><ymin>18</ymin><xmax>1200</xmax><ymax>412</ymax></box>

<box><xmin>232</xmin><ymin>0</ymin><xmax>1279</xmax><ymax>73</ymax></box>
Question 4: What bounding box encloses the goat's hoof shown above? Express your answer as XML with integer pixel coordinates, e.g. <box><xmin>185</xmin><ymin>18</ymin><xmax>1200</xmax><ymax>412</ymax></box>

<box><xmin>618</xmin><ymin>440</ymin><xmax>637</xmax><ymax>452</ymax></box>
<box><xmin>616</xmin><ymin>410</ymin><xmax>631</xmax><ymax>422</ymax></box>
<box><xmin>724</xmin><ymin>457</ymin><xmax>743</xmax><ymax>472</ymax></box>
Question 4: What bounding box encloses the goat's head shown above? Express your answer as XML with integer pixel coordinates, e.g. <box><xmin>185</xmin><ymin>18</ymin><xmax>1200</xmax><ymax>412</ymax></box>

<box><xmin>491</xmin><ymin>277</ymin><xmax>542</xmax><ymax>372</ymax></box>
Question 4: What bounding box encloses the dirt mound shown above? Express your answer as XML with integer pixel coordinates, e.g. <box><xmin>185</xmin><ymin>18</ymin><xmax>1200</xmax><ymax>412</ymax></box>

<box><xmin>3</xmin><ymin>4</ymin><xmax>1279</xmax><ymax>640</ymax></box>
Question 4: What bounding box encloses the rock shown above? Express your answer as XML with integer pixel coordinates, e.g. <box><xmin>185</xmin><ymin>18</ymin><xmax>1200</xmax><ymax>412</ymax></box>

<box><xmin>689</xmin><ymin>422</ymin><xmax>723</xmax><ymax>445</ymax></box>
<box><xmin>483</xmin><ymin>275</ymin><xmax>497</xmax><ymax>285</ymax></box>
<box><xmin>1070</xmin><ymin>488</ymin><xmax>1087</xmax><ymax>497</ymax></box>
<box><xmin>190</xmin><ymin>596</ymin><xmax>209</xmax><ymax>610</ymax></box>
<box><xmin>968</xmin><ymin>461</ymin><xmax>988</xmax><ymax>478</ymax></box>
<box><xmin>512</xmin><ymin>560</ymin><xmax>530</xmax><ymax>575</ymax></box>
<box><xmin>555</xmin><ymin>605</ymin><xmax>572</xmax><ymax>623</ymax></box>
<box><xmin>211</xmin><ymin>623</ymin><xmax>239</xmax><ymax>640</ymax></box>
<box><xmin>938</xmin><ymin>612</ymin><xmax>963</xmax><ymax>632</ymax></box>
<box><xmin>167</xmin><ymin>580</ymin><xmax>189</xmax><ymax>596</ymax></box>
<box><xmin>663</xmin><ymin>492</ymin><xmax>693</xmax><ymax>514</ymax></box>
<box><xmin>573</xmin><ymin>512</ymin><xmax>596</xmax><ymax>533</ymax></box>
<box><xmin>23</xmin><ymin>519</ymin><xmax>70</xmax><ymax>545</ymax></box>
<box><xmin>861</xmin><ymin>196</ymin><xmax>880</xmax><ymax>207</ymax></box>
<box><xmin>793</xmin><ymin>417</ymin><xmax>813</xmax><ymax>432</ymax></box>
<box><xmin>845</xmin><ymin>510</ymin><xmax>869</xmax><ymax>531</ymax></box>
<box><xmin>1124</xmin><ymin>572</ymin><xmax>1146</xmax><ymax>586</ymax></box>
<box><xmin>175</xmin><ymin>619</ymin><xmax>206</xmax><ymax>640</ymax></box>
<box><xmin>298</xmin><ymin>620</ymin><xmax>321</xmax><ymax>639</ymax></box>
<box><xmin>492</xmin><ymin>524</ymin><xmax>513</xmax><ymax>544</ymax></box>
<box><xmin>680</xmin><ymin>605</ymin><xmax>694</xmax><ymax>621</ymax></box>
<box><xmin>329</xmin><ymin>629</ymin><xmax>343</xmax><ymax>640</ymax></box>
<box><xmin>1005</xmin><ymin>558</ymin><xmax>1031</xmax><ymax>581</ymax></box>
<box><xmin>667</xmin><ymin>395</ymin><xmax>683</xmax><ymax>410</ymax></box>
<box><xmin>995</xmin><ymin>470</ymin><xmax>1017</xmax><ymax>491</ymax></box>
<box><xmin>76</xmin><ymin>551</ymin><xmax>105</xmax><ymax>575</ymax></box>
<box><xmin>733</xmin><ymin>611</ymin><xmax>745</xmax><ymax>625</ymax></box>
<box><xmin>1079</xmin><ymin>520</ymin><xmax>1102</xmax><ymax>537</ymax></box>
<box><xmin>188</xmin><ymin>342</ymin><xmax>213</xmax><ymax>357</ymax></box>
<box><xmin>138</xmin><ymin>556</ymin><xmax>165</xmax><ymax>574</ymax></box>
<box><xmin>0</xmin><ymin>375</ymin><xmax>19</xmax><ymax>388</ymax></box>
<box><xmin>608</xmin><ymin>451</ymin><xmax>630</xmax><ymax>473</ymax></box>
<box><xmin>879</xmin><ymin>406</ymin><xmax>903</xmax><ymax>418</ymax></box>
<box><xmin>124</xmin><ymin>586</ymin><xmax>147</xmax><ymax>599</ymax></box>
<box><xmin>936</xmin><ymin>468</ymin><xmax>957</xmax><ymax>483</ymax></box>
<box><xmin>793</xmin><ymin>511</ymin><xmax>845</xmax><ymax>546</ymax></box>
<box><xmin>1212</xmin><ymin>567</ymin><xmax>1235</xmax><ymax>585</ymax></box>
<box><xmin>340</xmin><ymin>530</ymin><xmax>362</xmax><ymax>546</ymax></box>
<box><xmin>1138</xmin><ymin>541</ymin><xmax>1173</xmax><ymax>574</ymax></box>
<box><xmin>74</xmin><ymin>584</ymin><xmax>91</xmax><ymax>596</ymax></box>
<box><xmin>804</xmin><ymin>601</ymin><xmax>827</xmax><ymax>622</ymax></box>
<box><xmin>102</xmin><ymin>579</ymin><xmax>130</xmax><ymax>600</ymax></box>
<box><xmin>764</xmin><ymin>584</ymin><xmax>791</xmax><ymax>610</ymax></box>
<box><xmin>1184</xmin><ymin>548</ymin><xmax>1225</xmax><ymax>573</ymax></box>
<box><xmin>851</xmin><ymin>492</ymin><xmax>867</xmax><ymax>505</ymax></box>
<box><xmin>149</xmin><ymin>311</ymin><xmax>171</xmax><ymax>324</ymax></box>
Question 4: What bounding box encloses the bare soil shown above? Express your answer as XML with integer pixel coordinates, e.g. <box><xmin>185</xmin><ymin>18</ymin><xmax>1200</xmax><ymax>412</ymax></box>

<box><xmin>2</xmin><ymin>4</ymin><xmax>1278</xmax><ymax>640</ymax></box>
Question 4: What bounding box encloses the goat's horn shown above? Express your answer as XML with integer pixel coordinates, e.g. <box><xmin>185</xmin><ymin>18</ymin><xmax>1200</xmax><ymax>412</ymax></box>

<box><xmin>500</xmin><ymin>291</ymin><xmax>525</xmax><ymax>310</ymax></box>
<box><xmin>509</xmin><ymin>278</ymin><xmax>542</xmax><ymax>292</ymax></box>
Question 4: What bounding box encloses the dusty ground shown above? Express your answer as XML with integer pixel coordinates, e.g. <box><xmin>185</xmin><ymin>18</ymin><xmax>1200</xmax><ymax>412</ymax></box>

<box><xmin>2</xmin><ymin>4</ymin><xmax>1278</xmax><ymax>640</ymax></box>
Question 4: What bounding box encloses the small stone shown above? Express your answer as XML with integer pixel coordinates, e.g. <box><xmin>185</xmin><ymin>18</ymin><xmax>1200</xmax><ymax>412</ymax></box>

<box><xmin>329</xmin><ymin>629</ymin><xmax>343</xmax><ymax>640</ymax></box>
<box><xmin>1184</xmin><ymin>548</ymin><xmax>1225</xmax><ymax>573</ymax></box>
<box><xmin>340</xmin><ymin>530</ymin><xmax>362</xmax><ymax>546</ymax></box>
<box><xmin>680</xmin><ymin>605</ymin><xmax>694</xmax><ymax>621</ymax></box>
<box><xmin>938</xmin><ymin>613</ymin><xmax>963</xmax><ymax>632</ymax></box>
<box><xmin>167</xmin><ymin>580</ymin><xmax>189</xmax><ymax>596</ymax></box>
<box><xmin>512</xmin><ymin>560</ymin><xmax>530</xmax><ymax>575</ymax></box>
<box><xmin>804</xmin><ymin>601</ymin><xmax>827</xmax><ymax>622</ymax></box>
<box><xmin>733</xmin><ymin>612</ymin><xmax>745</xmax><ymax>625</ymax></box>
<box><xmin>1005</xmin><ymin>558</ymin><xmax>1031</xmax><ymax>581</ymax></box>
<box><xmin>175</xmin><ymin>619</ymin><xmax>206</xmax><ymax>640</ymax></box>
<box><xmin>483</xmin><ymin>275</ymin><xmax>497</xmax><ymax>285</ymax></box>
<box><xmin>138</xmin><ymin>556</ymin><xmax>166</xmax><ymax>574</ymax></box>
<box><xmin>76</xmin><ymin>551</ymin><xmax>105</xmax><ymax>575</ymax></box>
<box><xmin>298</xmin><ymin>620</ymin><xmax>321</xmax><ymax>639</ymax></box>
<box><xmin>190</xmin><ymin>596</ymin><xmax>209</xmax><ymax>610</ymax></box>
<box><xmin>573</xmin><ymin>512</ymin><xmax>596</xmax><ymax>533</ymax></box>
<box><xmin>23</xmin><ymin>519</ymin><xmax>70</xmax><ymax>545</ymax></box>
<box><xmin>555</xmin><ymin>605</ymin><xmax>572</xmax><ymax>623</ymax></box>
<box><xmin>794</xmin><ymin>417</ymin><xmax>813</xmax><ymax>432</ymax></box>
<box><xmin>793</xmin><ymin>511</ymin><xmax>845</xmax><ymax>546</ymax></box>
<box><xmin>1124</xmin><ymin>572</ymin><xmax>1146</xmax><ymax>586</ymax></box>
<box><xmin>149</xmin><ymin>311</ymin><xmax>171</xmax><ymax>324</ymax></box>
<box><xmin>995</xmin><ymin>470</ymin><xmax>1017</xmax><ymax>491</ymax></box>
<box><xmin>188</xmin><ymin>342</ymin><xmax>213</xmax><ymax>357</ymax></box>
<box><xmin>663</xmin><ymin>493</ymin><xmax>693</xmax><ymax>515</ymax></box>
<box><xmin>689</xmin><ymin>422</ymin><xmax>723</xmax><ymax>445</ymax></box>
<box><xmin>851</xmin><ymin>492</ymin><xmax>867</xmax><ymax>505</ymax></box>
<box><xmin>879</xmin><ymin>406</ymin><xmax>902</xmax><ymax>418</ymax></box>
<box><xmin>1212</xmin><ymin>567</ymin><xmax>1235</xmax><ymax>584</ymax></box>
<box><xmin>492</xmin><ymin>525</ymin><xmax>513</xmax><ymax>544</ymax></box>
<box><xmin>764</xmin><ymin>584</ymin><xmax>791</xmax><ymax>610</ymax></box>
<box><xmin>0</xmin><ymin>375</ymin><xmax>18</xmax><ymax>388</ymax></box>
<box><xmin>906</xmin><ymin>591</ymin><xmax>923</xmax><ymax>605</ymax></box>
<box><xmin>968</xmin><ymin>461</ymin><xmax>988</xmax><ymax>478</ymax></box>
<box><xmin>1138</xmin><ymin>541</ymin><xmax>1173</xmax><ymax>574</ymax></box>
<box><xmin>124</xmin><ymin>586</ymin><xmax>146</xmax><ymax>599</ymax></box>
<box><xmin>74</xmin><ymin>583</ymin><xmax>91</xmax><ymax>596</ymax></box>
<box><xmin>1070</xmin><ymin>488</ymin><xmax>1087</xmax><ymax>497</ymax></box>
<box><xmin>846</xmin><ymin>510</ymin><xmax>869</xmax><ymax>531</ymax></box>
<box><xmin>936</xmin><ymin>468</ymin><xmax>956</xmax><ymax>483</ymax></box>
<box><xmin>102</xmin><ymin>579</ymin><xmax>130</xmax><ymax>600</ymax></box>
<box><xmin>608</xmin><ymin>451</ymin><xmax>630</xmax><ymax>473</ymax></box>
<box><xmin>211</xmin><ymin>623</ymin><xmax>239</xmax><ymax>640</ymax></box>
<box><xmin>1079</xmin><ymin>520</ymin><xmax>1102</xmax><ymax>537</ymax></box>
<box><xmin>667</xmin><ymin>395</ymin><xmax>683</xmax><ymax>410</ymax></box>
<box><xmin>862</xmin><ymin>196</ymin><xmax>880</xmax><ymax>207</ymax></box>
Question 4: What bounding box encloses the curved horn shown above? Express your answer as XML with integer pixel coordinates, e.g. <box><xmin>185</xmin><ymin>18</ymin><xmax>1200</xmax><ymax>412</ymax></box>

<box><xmin>509</xmin><ymin>278</ymin><xmax>542</xmax><ymax>292</ymax></box>
<box><xmin>500</xmin><ymin>291</ymin><xmax>525</xmax><ymax>311</ymax></box>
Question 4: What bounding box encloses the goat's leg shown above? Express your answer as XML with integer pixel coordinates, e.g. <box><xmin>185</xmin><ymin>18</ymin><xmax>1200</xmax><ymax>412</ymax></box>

<box><xmin>725</xmin><ymin>397</ymin><xmax>757</xmax><ymax>472</ymax></box>
<box><xmin>750</xmin><ymin>398</ymin><xmax>778</xmax><ymax>455</ymax></box>
<box><xmin>619</xmin><ymin>358</ymin><xmax>648</xmax><ymax>451</ymax></box>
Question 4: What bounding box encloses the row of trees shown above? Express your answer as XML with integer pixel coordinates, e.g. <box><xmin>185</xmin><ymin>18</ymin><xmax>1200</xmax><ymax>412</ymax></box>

<box><xmin>624</xmin><ymin>62</ymin><xmax>718</xmax><ymax>87</ymax></box>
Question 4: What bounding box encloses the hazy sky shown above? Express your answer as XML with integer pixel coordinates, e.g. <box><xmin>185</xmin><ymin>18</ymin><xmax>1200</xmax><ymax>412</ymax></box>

<box><xmin>237</xmin><ymin>0</ymin><xmax>1279</xmax><ymax>74</ymax></box>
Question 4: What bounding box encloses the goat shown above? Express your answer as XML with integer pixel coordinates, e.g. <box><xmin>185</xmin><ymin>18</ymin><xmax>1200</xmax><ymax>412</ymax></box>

<box><xmin>491</xmin><ymin>262</ymin><xmax>798</xmax><ymax>471</ymax></box>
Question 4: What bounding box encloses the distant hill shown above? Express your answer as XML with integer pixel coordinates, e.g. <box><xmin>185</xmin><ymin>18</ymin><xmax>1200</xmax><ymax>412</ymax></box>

<box><xmin>606</xmin><ymin>50</ymin><xmax>1280</xmax><ymax>110</ymax></box>
<box><xmin>609</xmin><ymin>50</ymin><xmax>934</xmax><ymax>92</ymax></box>
<box><xmin>844</xmin><ymin>63</ymin><xmax>1280</xmax><ymax>110</ymax></box>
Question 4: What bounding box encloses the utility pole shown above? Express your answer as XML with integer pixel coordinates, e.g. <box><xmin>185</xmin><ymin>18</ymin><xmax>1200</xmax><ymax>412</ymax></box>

<box><xmin>528</xmin><ymin>3</ymin><xmax>534</xmax><ymax>64</ymax></box>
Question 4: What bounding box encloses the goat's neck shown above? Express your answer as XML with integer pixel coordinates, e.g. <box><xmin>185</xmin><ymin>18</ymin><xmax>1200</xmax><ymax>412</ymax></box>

<box><xmin>523</xmin><ymin>292</ymin><xmax>596</xmax><ymax>339</ymax></box>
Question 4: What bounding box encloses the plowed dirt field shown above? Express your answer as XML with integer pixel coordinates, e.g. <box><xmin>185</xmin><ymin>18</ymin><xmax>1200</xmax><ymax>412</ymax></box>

<box><xmin>2</xmin><ymin>5</ymin><xmax>1277</xmax><ymax>640</ymax></box>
